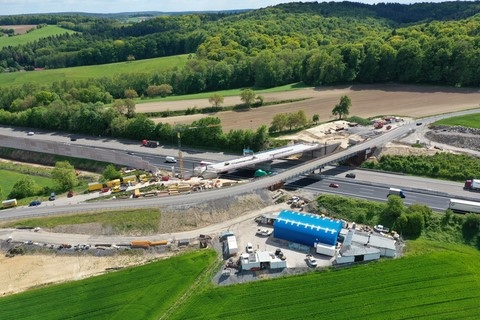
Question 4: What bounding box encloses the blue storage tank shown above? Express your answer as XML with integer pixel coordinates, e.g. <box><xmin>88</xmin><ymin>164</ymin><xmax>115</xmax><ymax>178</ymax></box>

<box><xmin>273</xmin><ymin>210</ymin><xmax>342</xmax><ymax>246</ymax></box>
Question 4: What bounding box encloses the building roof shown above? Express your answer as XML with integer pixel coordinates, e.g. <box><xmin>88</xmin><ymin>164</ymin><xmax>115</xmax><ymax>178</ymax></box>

<box><xmin>341</xmin><ymin>229</ymin><xmax>397</xmax><ymax>251</ymax></box>
<box><xmin>274</xmin><ymin>210</ymin><xmax>342</xmax><ymax>246</ymax></box>
<box><xmin>339</xmin><ymin>245</ymin><xmax>380</xmax><ymax>257</ymax></box>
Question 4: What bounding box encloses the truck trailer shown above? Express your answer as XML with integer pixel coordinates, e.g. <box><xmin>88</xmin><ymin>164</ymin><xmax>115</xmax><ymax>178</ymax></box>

<box><xmin>448</xmin><ymin>199</ymin><xmax>480</xmax><ymax>214</ymax></box>
<box><xmin>2</xmin><ymin>199</ymin><xmax>17</xmax><ymax>208</ymax></box>
<box><xmin>464</xmin><ymin>179</ymin><xmax>480</xmax><ymax>191</ymax></box>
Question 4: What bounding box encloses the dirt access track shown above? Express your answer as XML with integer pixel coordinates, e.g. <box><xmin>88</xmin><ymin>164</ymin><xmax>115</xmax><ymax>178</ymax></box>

<box><xmin>136</xmin><ymin>84</ymin><xmax>480</xmax><ymax>131</ymax></box>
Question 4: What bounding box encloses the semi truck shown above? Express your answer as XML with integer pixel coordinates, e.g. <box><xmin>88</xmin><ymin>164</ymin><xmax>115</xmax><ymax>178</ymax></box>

<box><xmin>448</xmin><ymin>199</ymin><xmax>480</xmax><ymax>214</ymax></box>
<box><xmin>388</xmin><ymin>188</ymin><xmax>406</xmax><ymax>198</ymax></box>
<box><xmin>141</xmin><ymin>140</ymin><xmax>159</xmax><ymax>148</ymax></box>
<box><xmin>464</xmin><ymin>179</ymin><xmax>480</xmax><ymax>191</ymax></box>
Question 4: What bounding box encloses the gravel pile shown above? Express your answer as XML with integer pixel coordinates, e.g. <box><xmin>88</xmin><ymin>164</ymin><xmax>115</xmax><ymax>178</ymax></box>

<box><xmin>426</xmin><ymin>125</ymin><xmax>480</xmax><ymax>151</ymax></box>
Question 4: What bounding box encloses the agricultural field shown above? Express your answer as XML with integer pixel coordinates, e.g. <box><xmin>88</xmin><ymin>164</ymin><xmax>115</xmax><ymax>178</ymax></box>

<box><xmin>0</xmin><ymin>250</ymin><xmax>217</xmax><ymax>320</ymax></box>
<box><xmin>0</xmin><ymin>25</ymin><xmax>75</xmax><ymax>49</ymax></box>
<box><xmin>0</xmin><ymin>169</ymin><xmax>54</xmax><ymax>201</ymax></box>
<box><xmin>433</xmin><ymin>113</ymin><xmax>480</xmax><ymax>128</ymax></box>
<box><xmin>170</xmin><ymin>241</ymin><xmax>480</xmax><ymax>320</ymax></box>
<box><xmin>0</xmin><ymin>54</ymin><xmax>189</xmax><ymax>87</ymax></box>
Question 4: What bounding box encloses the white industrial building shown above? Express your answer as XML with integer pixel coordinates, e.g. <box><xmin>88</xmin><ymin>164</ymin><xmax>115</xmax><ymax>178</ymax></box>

<box><xmin>336</xmin><ymin>229</ymin><xmax>383</xmax><ymax>264</ymax></box>
<box><xmin>240</xmin><ymin>251</ymin><xmax>287</xmax><ymax>271</ymax></box>
<box><xmin>343</xmin><ymin>230</ymin><xmax>397</xmax><ymax>258</ymax></box>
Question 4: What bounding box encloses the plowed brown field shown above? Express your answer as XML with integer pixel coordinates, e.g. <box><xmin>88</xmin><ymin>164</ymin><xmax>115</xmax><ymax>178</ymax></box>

<box><xmin>136</xmin><ymin>84</ymin><xmax>480</xmax><ymax>131</ymax></box>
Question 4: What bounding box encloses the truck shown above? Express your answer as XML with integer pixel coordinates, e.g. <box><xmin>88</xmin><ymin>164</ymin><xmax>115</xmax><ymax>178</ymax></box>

<box><xmin>388</xmin><ymin>188</ymin><xmax>406</xmax><ymax>198</ymax></box>
<box><xmin>2</xmin><ymin>199</ymin><xmax>17</xmax><ymax>208</ymax></box>
<box><xmin>448</xmin><ymin>199</ymin><xmax>480</xmax><ymax>214</ymax></box>
<box><xmin>141</xmin><ymin>139</ymin><xmax>159</xmax><ymax>148</ymax></box>
<box><xmin>464</xmin><ymin>179</ymin><xmax>480</xmax><ymax>191</ymax></box>
<box><xmin>374</xmin><ymin>225</ymin><xmax>390</xmax><ymax>233</ymax></box>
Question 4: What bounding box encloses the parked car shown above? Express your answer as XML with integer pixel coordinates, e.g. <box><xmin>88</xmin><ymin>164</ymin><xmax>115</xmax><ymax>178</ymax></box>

<box><xmin>67</xmin><ymin>191</ymin><xmax>74</xmax><ymax>198</ymax></box>
<box><xmin>416</xmin><ymin>122</ymin><xmax>423</xmax><ymax>126</ymax></box>
<box><xmin>29</xmin><ymin>200</ymin><xmax>41</xmax><ymax>207</ymax></box>
<box><xmin>345</xmin><ymin>173</ymin><xmax>356</xmax><ymax>178</ymax></box>
<box><xmin>256</xmin><ymin>228</ymin><xmax>273</xmax><ymax>237</ymax></box>
<box><xmin>27</xmin><ymin>131</ymin><xmax>35</xmax><ymax>136</ymax></box>
<box><xmin>329</xmin><ymin>183</ymin><xmax>339</xmax><ymax>188</ymax></box>
<box><xmin>49</xmin><ymin>192</ymin><xmax>56</xmax><ymax>201</ymax></box>
<box><xmin>246</xmin><ymin>242</ymin><xmax>254</xmax><ymax>253</ymax></box>
<box><xmin>306</xmin><ymin>254</ymin><xmax>317</xmax><ymax>267</ymax></box>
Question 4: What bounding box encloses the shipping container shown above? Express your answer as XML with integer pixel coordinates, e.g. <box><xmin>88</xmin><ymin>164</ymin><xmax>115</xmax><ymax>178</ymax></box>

<box><xmin>88</xmin><ymin>182</ymin><xmax>103</xmax><ymax>192</ymax></box>
<box><xmin>106</xmin><ymin>179</ymin><xmax>121</xmax><ymax>188</ymax></box>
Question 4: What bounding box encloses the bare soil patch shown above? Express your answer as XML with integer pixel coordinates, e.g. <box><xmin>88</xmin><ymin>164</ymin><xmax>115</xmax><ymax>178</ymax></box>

<box><xmin>139</xmin><ymin>84</ymin><xmax>480</xmax><ymax>131</ymax></box>
<box><xmin>0</xmin><ymin>25</ymin><xmax>36</xmax><ymax>34</ymax></box>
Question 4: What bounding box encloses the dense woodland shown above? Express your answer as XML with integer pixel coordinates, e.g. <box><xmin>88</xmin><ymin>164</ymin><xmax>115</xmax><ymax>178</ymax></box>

<box><xmin>1</xmin><ymin>1</ymin><xmax>480</xmax><ymax>150</ymax></box>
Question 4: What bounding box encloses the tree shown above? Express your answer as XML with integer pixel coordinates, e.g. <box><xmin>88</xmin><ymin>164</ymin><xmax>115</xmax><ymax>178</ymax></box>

<box><xmin>146</xmin><ymin>84</ymin><xmax>173</xmax><ymax>98</ymax></box>
<box><xmin>380</xmin><ymin>195</ymin><xmax>405</xmax><ymax>226</ymax></box>
<box><xmin>125</xmin><ymin>99</ymin><xmax>136</xmax><ymax>118</ymax></box>
<box><xmin>208</xmin><ymin>93</ymin><xmax>224</xmax><ymax>108</ymax></box>
<box><xmin>8</xmin><ymin>177</ymin><xmax>39</xmax><ymax>199</ymax></box>
<box><xmin>240</xmin><ymin>89</ymin><xmax>256</xmax><ymax>108</ymax></box>
<box><xmin>103</xmin><ymin>164</ymin><xmax>121</xmax><ymax>181</ymax></box>
<box><xmin>312</xmin><ymin>114</ymin><xmax>320</xmax><ymax>124</ymax></box>
<box><xmin>270</xmin><ymin>113</ymin><xmax>289</xmax><ymax>133</ymax></box>
<box><xmin>51</xmin><ymin>161</ymin><xmax>79</xmax><ymax>192</ymax></box>
<box><xmin>124</xmin><ymin>89</ymin><xmax>138</xmax><ymax>99</ymax></box>
<box><xmin>332</xmin><ymin>95</ymin><xmax>351</xmax><ymax>120</ymax></box>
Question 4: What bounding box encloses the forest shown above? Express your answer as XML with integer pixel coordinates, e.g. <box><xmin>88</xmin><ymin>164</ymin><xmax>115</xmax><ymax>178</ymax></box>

<box><xmin>0</xmin><ymin>1</ymin><xmax>480</xmax><ymax>150</ymax></box>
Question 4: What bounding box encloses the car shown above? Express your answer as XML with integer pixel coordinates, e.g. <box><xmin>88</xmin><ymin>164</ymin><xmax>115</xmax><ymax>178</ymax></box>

<box><xmin>329</xmin><ymin>183</ymin><xmax>339</xmax><ymax>188</ymax></box>
<box><xmin>416</xmin><ymin>122</ymin><xmax>423</xmax><ymax>126</ymax></box>
<box><xmin>256</xmin><ymin>228</ymin><xmax>273</xmax><ymax>237</ymax></box>
<box><xmin>345</xmin><ymin>173</ymin><xmax>356</xmax><ymax>178</ymax></box>
<box><xmin>306</xmin><ymin>254</ymin><xmax>317</xmax><ymax>267</ymax></box>
<box><xmin>28</xmin><ymin>200</ymin><xmax>41</xmax><ymax>207</ymax></box>
<box><xmin>127</xmin><ymin>151</ymin><xmax>135</xmax><ymax>155</ymax></box>
<box><xmin>49</xmin><ymin>192</ymin><xmax>56</xmax><ymax>201</ymax></box>
<box><xmin>70</xmin><ymin>137</ymin><xmax>77</xmax><ymax>141</ymax></box>
<box><xmin>246</xmin><ymin>242</ymin><xmax>254</xmax><ymax>253</ymax></box>
<box><xmin>67</xmin><ymin>191</ymin><xmax>74</xmax><ymax>198</ymax></box>
<box><xmin>27</xmin><ymin>131</ymin><xmax>35</xmax><ymax>136</ymax></box>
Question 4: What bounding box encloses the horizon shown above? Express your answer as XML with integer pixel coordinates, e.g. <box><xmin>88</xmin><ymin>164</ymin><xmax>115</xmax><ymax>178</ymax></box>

<box><xmin>0</xmin><ymin>0</ymin><xmax>460</xmax><ymax>16</ymax></box>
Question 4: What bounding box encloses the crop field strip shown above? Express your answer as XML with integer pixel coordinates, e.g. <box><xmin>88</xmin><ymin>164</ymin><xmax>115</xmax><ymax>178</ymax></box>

<box><xmin>170</xmin><ymin>244</ymin><xmax>480</xmax><ymax>319</ymax></box>
<box><xmin>0</xmin><ymin>250</ymin><xmax>217</xmax><ymax>320</ymax></box>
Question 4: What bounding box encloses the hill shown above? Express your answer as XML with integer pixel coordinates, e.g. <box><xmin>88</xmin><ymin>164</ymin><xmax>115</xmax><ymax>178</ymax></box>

<box><xmin>0</xmin><ymin>25</ymin><xmax>76</xmax><ymax>49</ymax></box>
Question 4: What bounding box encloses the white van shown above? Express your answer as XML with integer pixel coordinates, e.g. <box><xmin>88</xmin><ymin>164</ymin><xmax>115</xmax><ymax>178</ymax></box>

<box><xmin>165</xmin><ymin>156</ymin><xmax>177</xmax><ymax>163</ymax></box>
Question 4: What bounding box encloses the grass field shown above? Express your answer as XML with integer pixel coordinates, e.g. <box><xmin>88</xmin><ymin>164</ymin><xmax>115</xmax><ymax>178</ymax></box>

<box><xmin>0</xmin><ymin>54</ymin><xmax>189</xmax><ymax>87</ymax></box>
<box><xmin>170</xmin><ymin>241</ymin><xmax>480</xmax><ymax>320</ymax></box>
<box><xmin>0</xmin><ymin>25</ymin><xmax>76</xmax><ymax>49</ymax></box>
<box><xmin>0</xmin><ymin>250</ymin><xmax>217</xmax><ymax>320</ymax></box>
<box><xmin>0</xmin><ymin>208</ymin><xmax>161</xmax><ymax>235</ymax></box>
<box><xmin>0</xmin><ymin>169</ymin><xmax>54</xmax><ymax>201</ymax></box>
<box><xmin>433</xmin><ymin>113</ymin><xmax>480</xmax><ymax>128</ymax></box>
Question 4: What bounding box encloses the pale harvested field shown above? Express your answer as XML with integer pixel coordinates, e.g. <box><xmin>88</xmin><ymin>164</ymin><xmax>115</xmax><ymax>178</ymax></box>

<box><xmin>137</xmin><ymin>84</ymin><xmax>480</xmax><ymax>131</ymax></box>
<box><xmin>0</xmin><ymin>25</ymin><xmax>36</xmax><ymax>34</ymax></box>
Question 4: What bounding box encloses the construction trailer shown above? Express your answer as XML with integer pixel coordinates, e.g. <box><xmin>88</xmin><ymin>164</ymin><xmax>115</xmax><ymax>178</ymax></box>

<box><xmin>225</xmin><ymin>235</ymin><xmax>238</xmax><ymax>256</ymax></box>
<box><xmin>106</xmin><ymin>179</ymin><xmax>121</xmax><ymax>188</ymax></box>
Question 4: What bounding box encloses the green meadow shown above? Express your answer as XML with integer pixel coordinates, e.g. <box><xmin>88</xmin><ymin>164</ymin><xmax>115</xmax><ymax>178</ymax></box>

<box><xmin>0</xmin><ymin>54</ymin><xmax>189</xmax><ymax>87</ymax></box>
<box><xmin>0</xmin><ymin>25</ymin><xmax>76</xmax><ymax>49</ymax></box>
<box><xmin>433</xmin><ymin>113</ymin><xmax>480</xmax><ymax>128</ymax></box>
<box><xmin>0</xmin><ymin>169</ymin><xmax>54</xmax><ymax>201</ymax></box>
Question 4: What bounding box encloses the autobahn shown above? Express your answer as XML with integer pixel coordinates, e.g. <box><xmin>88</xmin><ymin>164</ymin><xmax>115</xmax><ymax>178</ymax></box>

<box><xmin>1</xmin><ymin>108</ymin><xmax>479</xmax><ymax>220</ymax></box>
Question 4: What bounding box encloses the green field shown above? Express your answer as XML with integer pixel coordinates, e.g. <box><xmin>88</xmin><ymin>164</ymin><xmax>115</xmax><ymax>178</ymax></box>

<box><xmin>0</xmin><ymin>250</ymin><xmax>217</xmax><ymax>320</ymax></box>
<box><xmin>171</xmin><ymin>241</ymin><xmax>480</xmax><ymax>320</ymax></box>
<box><xmin>433</xmin><ymin>113</ymin><xmax>480</xmax><ymax>128</ymax></box>
<box><xmin>0</xmin><ymin>25</ymin><xmax>76</xmax><ymax>49</ymax></box>
<box><xmin>0</xmin><ymin>169</ymin><xmax>54</xmax><ymax>201</ymax></box>
<box><xmin>0</xmin><ymin>54</ymin><xmax>189</xmax><ymax>87</ymax></box>
<box><xmin>0</xmin><ymin>208</ymin><xmax>161</xmax><ymax>235</ymax></box>
<box><xmin>0</xmin><ymin>241</ymin><xmax>477</xmax><ymax>319</ymax></box>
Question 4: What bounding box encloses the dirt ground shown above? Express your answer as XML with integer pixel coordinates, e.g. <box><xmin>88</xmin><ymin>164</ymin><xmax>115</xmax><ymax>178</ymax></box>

<box><xmin>139</xmin><ymin>84</ymin><xmax>480</xmax><ymax>131</ymax></box>
<box><xmin>0</xmin><ymin>25</ymin><xmax>37</xmax><ymax>35</ymax></box>
<box><xmin>0</xmin><ymin>252</ymin><xmax>167</xmax><ymax>296</ymax></box>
